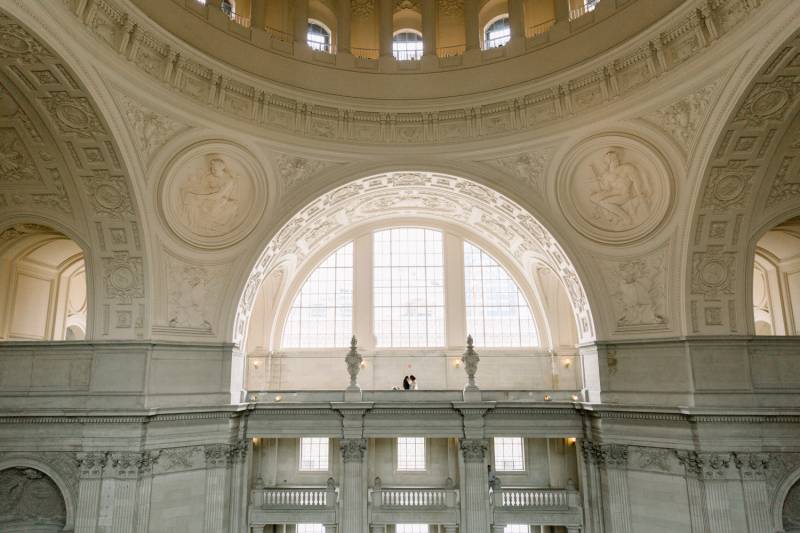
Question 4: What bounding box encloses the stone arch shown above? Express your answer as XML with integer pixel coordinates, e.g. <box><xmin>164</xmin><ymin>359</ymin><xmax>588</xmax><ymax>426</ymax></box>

<box><xmin>0</xmin><ymin>457</ymin><xmax>75</xmax><ymax>532</ymax></box>
<box><xmin>0</xmin><ymin>8</ymin><xmax>150</xmax><ymax>340</ymax></box>
<box><xmin>774</xmin><ymin>465</ymin><xmax>800</xmax><ymax>533</ymax></box>
<box><xmin>683</xmin><ymin>26</ymin><xmax>800</xmax><ymax>335</ymax></box>
<box><xmin>232</xmin><ymin>170</ymin><xmax>597</xmax><ymax>394</ymax></box>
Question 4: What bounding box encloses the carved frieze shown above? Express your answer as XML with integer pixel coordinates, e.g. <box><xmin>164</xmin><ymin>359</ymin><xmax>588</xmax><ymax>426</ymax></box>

<box><xmin>0</xmin><ymin>127</ymin><xmax>40</xmax><ymax>184</ymax></box>
<box><xmin>485</xmin><ymin>148</ymin><xmax>554</xmax><ymax>193</ymax></box>
<box><xmin>39</xmin><ymin>91</ymin><xmax>105</xmax><ymax>139</ymax></box>
<box><xmin>159</xmin><ymin>141</ymin><xmax>267</xmax><ymax>249</ymax></box>
<box><xmin>734</xmin><ymin>75</ymin><xmax>800</xmax><ymax>127</ymax></box>
<box><xmin>0</xmin><ymin>21</ymin><xmax>51</xmax><ymax>63</ymax></box>
<box><xmin>645</xmin><ymin>81</ymin><xmax>718</xmax><ymax>154</ymax></box>
<box><xmin>116</xmin><ymin>92</ymin><xmax>188</xmax><ymax>165</ymax></box>
<box><xmin>701</xmin><ymin>160</ymin><xmax>756</xmax><ymax>212</ymax></box>
<box><xmin>275</xmin><ymin>153</ymin><xmax>335</xmax><ymax>191</ymax></box>
<box><xmin>557</xmin><ymin>135</ymin><xmax>673</xmax><ymax>244</ymax></box>
<box><xmin>204</xmin><ymin>444</ymin><xmax>233</xmax><ymax>468</ymax></box>
<box><xmin>166</xmin><ymin>255</ymin><xmax>227</xmax><ymax>331</ymax></box>
<box><xmin>691</xmin><ymin>246</ymin><xmax>736</xmax><ymax>298</ymax></box>
<box><xmin>77</xmin><ymin>451</ymin><xmax>108</xmax><ymax>478</ymax></box>
<box><xmin>102</xmin><ymin>251</ymin><xmax>145</xmax><ymax>304</ymax></box>
<box><xmin>80</xmin><ymin>170</ymin><xmax>134</xmax><ymax>218</ymax></box>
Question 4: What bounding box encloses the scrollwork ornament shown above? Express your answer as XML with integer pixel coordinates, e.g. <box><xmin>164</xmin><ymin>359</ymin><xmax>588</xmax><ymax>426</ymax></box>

<box><xmin>340</xmin><ymin>439</ymin><xmax>366</xmax><ymax>463</ymax></box>
<box><xmin>109</xmin><ymin>452</ymin><xmax>141</xmax><ymax>478</ymax></box>
<box><xmin>733</xmin><ymin>452</ymin><xmax>771</xmax><ymax>481</ymax></box>
<box><xmin>204</xmin><ymin>444</ymin><xmax>233</xmax><ymax>468</ymax></box>
<box><xmin>459</xmin><ymin>439</ymin><xmax>488</xmax><ymax>463</ymax></box>
<box><xmin>76</xmin><ymin>452</ymin><xmax>108</xmax><ymax>478</ymax></box>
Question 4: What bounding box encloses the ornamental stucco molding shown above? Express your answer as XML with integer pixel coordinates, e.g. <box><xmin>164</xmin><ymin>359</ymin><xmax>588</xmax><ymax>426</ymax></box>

<box><xmin>52</xmin><ymin>0</ymin><xmax>768</xmax><ymax>146</ymax></box>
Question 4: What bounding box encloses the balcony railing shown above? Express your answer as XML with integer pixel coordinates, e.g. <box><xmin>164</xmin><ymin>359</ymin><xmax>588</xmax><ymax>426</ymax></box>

<box><xmin>252</xmin><ymin>487</ymin><xmax>336</xmax><ymax>509</ymax></box>
<box><xmin>491</xmin><ymin>488</ymin><xmax>573</xmax><ymax>510</ymax></box>
<box><xmin>437</xmin><ymin>44</ymin><xmax>466</xmax><ymax>58</ymax></box>
<box><xmin>527</xmin><ymin>19</ymin><xmax>556</xmax><ymax>38</ymax></box>
<box><xmin>570</xmin><ymin>0</ymin><xmax>600</xmax><ymax>21</ymax></box>
<box><xmin>372</xmin><ymin>487</ymin><xmax>459</xmax><ymax>509</ymax></box>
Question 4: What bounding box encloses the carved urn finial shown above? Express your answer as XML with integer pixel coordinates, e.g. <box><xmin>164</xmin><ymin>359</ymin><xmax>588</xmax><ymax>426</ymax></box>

<box><xmin>345</xmin><ymin>335</ymin><xmax>363</xmax><ymax>392</ymax></box>
<box><xmin>461</xmin><ymin>335</ymin><xmax>480</xmax><ymax>393</ymax></box>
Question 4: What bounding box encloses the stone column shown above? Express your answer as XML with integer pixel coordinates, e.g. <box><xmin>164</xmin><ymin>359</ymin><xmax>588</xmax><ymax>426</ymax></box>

<box><xmin>340</xmin><ymin>439</ymin><xmax>367</xmax><ymax>533</ymax></box>
<box><xmin>229</xmin><ymin>440</ymin><xmax>249</xmax><ymax>533</ymax></box>
<box><xmin>735</xmin><ymin>453</ymin><xmax>772</xmax><ymax>532</ymax></box>
<box><xmin>554</xmin><ymin>0</ymin><xmax>570</xmax><ymax>22</ymax></box>
<box><xmin>203</xmin><ymin>444</ymin><xmax>232</xmax><ymax>533</ymax></box>
<box><xmin>696</xmin><ymin>453</ymin><xmax>735</xmax><ymax>533</ymax></box>
<box><xmin>250</xmin><ymin>0</ymin><xmax>267</xmax><ymax>29</ymax></box>
<box><xmin>460</xmin><ymin>439</ymin><xmax>490</xmax><ymax>533</ymax></box>
<box><xmin>676</xmin><ymin>451</ymin><xmax>710</xmax><ymax>533</ymax></box>
<box><xmin>135</xmin><ymin>451</ymin><xmax>160</xmax><ymax>533</ymax></box>
<box><xmin>378</xmin><ymin>0</ymin><xmax>394</xmax><ymax>58</ymax></box>
<box><xmin>75</xmin><ymin>452</ymin><xmax>107</xmax><ymax>533</ymax></box>
<box><xmin>579</xmin><ymin>441</ymin><xmax>605</xmax><ymax>533</ymax></box>
<box><xmin>293</xmin><ymin>0</ymin><xmax>309</xmax><ymax>46</ymax></box>
<box><xmin>464</xmin><ymin>0</ymin><xmax>479</xmax><ymax>51</ymax></box>
<box><xmin>109</xmin><ymin>452</ymin><xmax>141</xmax><ymax>533</ymax></box>
<box><xmin>338</xmin><ymin>0</ymin><xmax>352</xmax><ymax>53</ymax></box>
<box><xmin>421</xmin><ymin>0</ymin><xmax>436</xmax><ymax>57</ymax></box>
<box><xmin>597</xmin><ymin>444</ymin><xmax>632</xmax><ymax>533</ymax></box>
<box><xmin>508</xmin><ymin>0</ymin><xmax>525</xmax><ymax>40</ymax></box>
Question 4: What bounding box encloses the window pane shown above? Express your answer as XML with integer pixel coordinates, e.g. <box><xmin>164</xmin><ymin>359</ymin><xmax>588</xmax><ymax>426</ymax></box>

<box><xmin>397</xmin><ymin>437</ymin><xmax>426</xmax><ymax>471</ymax></box>
<box><xmin>396</xmin><ymin>526</ymin><xmax>429</xmax><ymax>533</ymax></box>
<box><xmin>494</xmin><ymin>437</ymin><xmax>525</xmax><ymax>472</ymax></box>
<box><xmin>374</xmin><ymin>229</ymin><xmax>444</xmax><ymax>347</ymax></box>
<box><xmin>297</xmin><ymin>526</ymin><xmax>325</xmax><ymax>533</ymax></box>
<box><xmin>307</xmin><ymin>22</ymin><xmax>331</xmax><ymax>52</ymax></box>
<box><xmin>299</xmin><ymin>438</ymin><xmax>330</xmax><ymax>471</ymax></box>
<box><xmin>282</xmin><ymin>242</ymin><xmax>353</xmax><ymax>348</ymax></box>
<box><xmin>484</xmin><ymin>17</ymin><xmax>511</xmax><ymax>49</ymax></box>
<box><xmin>393</xmin><ymin>31</ymin><xmax>423</xmax><ymax>60</ymax></box>
<box><xmin>504</xmin><ymin>526</ymin><xmax>531</xmax><ymax>533</ymax></box>
<box><xmin>464</xmin><ymin>241</ymin><xmax>538</xmax><ymax>347</ymax></box>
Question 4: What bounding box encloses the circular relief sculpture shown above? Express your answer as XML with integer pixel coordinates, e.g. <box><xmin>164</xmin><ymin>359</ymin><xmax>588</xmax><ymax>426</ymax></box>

<box><xmin>160</xmin><ymin>141</ymin><xmax>266</xmax><ymax>249</ymax></box>
<box><xmin>557</xmin><ymin>134</ymin><xmax>673</xmax><ymax>244</ymax></box>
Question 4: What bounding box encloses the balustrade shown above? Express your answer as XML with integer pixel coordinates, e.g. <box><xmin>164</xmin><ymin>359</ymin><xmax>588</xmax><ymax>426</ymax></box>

<box><xmin>371</xmin><ymin>487</ymin><xmax>460</xmax><ymax>509</ymax></box>
<box><xmin>252</xmin><ymin>487</ymin><xmax>334</xmax><ymax>508</ymax></box>
<box><xmin>493</xmin><ymin>488</ymin><xmax>570</xmax><ymax>509</ymax></box>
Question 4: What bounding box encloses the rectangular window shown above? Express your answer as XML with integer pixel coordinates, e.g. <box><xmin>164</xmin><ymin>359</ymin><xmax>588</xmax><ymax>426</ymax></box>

<box><xmin>504</xmin><ymin>526</ymin><xmax>530</xmax><ymax>533</ymax></box>
<box><xmin>397</xmin><ymin>437</ymin><xmax>426</xmax><ymax>471</ymax></box>
<box><xmin>494</xmin><ymin>437</ymin><xmax>525</xmax><ymax>472</ymax></box>
<box><xmin>297</xmin><ymin>526</ymin><xmax>325</xmax><ymax>533</ymax></box>
<box><xmin>299</xmin><ymin>438</ymin><xmax>329</xmax><ymax>471</ymax></box>
<box><xmin>396</xmin><ymin>525</ymin><xmax>429</xmax><ymax>533</ymax></box>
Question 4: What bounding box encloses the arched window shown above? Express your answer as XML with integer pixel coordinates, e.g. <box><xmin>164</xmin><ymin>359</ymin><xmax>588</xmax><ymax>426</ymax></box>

<box><xmin>393</xmin><ymin>30</ymin><xmax>423</xmax><ymax>61</ymax></box>
<box><xmin>484</xmin><ymin>16</ymin><xmax>511</xmax><ymax>49</ymax></box>
<box><xmin>374</xmin><ymin>228</ymin><xmax>444</xmax><ymax>347</ymax></box>
<box><xmin>307</xmin><ymin>20</ymin><xmax>332</xmax><ymax>53</ymax></box>
<box><xmin>464</xmin><ymin>241</ymin><xmax>537</xmax><ymax>347</ymax></box>
<box><xmin>281</xmin><ymin>242</ymin><xmax>353</xmax><ymax>348</ymax></box>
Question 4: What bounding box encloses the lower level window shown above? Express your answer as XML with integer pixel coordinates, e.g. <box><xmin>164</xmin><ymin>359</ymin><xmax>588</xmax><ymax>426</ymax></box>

<box><xmin>299</xmin><ymin>438</ymin><xmax>329</xmax><ymax>471</ymax></box>
<box><xmin>297</xmin><ymin>525</ymin><xmax>325</xmax><ymax>533</ymax></box>
<box><xmin>504</xmin><ymin>526</ymin><xmax>530</xmax><ymax>533</ymax></box>
<box><xmin>396</xmin><ymin>526</ymin><xmax>429</xmax><ymax>533</ymax></box>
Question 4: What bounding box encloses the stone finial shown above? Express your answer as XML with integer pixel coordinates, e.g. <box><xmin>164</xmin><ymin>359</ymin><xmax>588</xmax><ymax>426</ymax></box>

<box><xmin>461</xmin><ymin>335</ymin><xmax>480</xmax><ymax>392</ymax></box>
<box><xmin>345</xmin><ymin>335</ymin><xmax>363</xmax><ymax>391</ymax></box>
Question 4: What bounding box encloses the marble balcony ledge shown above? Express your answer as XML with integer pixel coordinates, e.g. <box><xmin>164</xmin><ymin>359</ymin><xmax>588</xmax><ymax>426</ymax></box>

<box><xmin>246</xmin><ymin>389</ymin><xmax>583</xmax><ymax>404</ymax></box>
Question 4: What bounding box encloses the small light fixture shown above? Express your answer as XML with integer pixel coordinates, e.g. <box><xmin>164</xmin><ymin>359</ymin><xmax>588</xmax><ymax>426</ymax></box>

<box><xmin>253</xmin><ymin>361</ymin><xmax>260</xmax><ymax>369</ymax></box>
<box><xmin>571</xmin><ymin>394</ymin><xmax>579</xmax><ymax>402</ymax></box>
<box><xmin>274</xmin><ymin>395</ymin><xmax>283</xmax><ymax>402</ymax></box>
<box><xmin>454</xmin><ymin>358</ymin><xmax>462</xmax><ymax>368</ymax></box>
<box><xmin>564</xmin><ymin>359</ymin><xmax>572</xmax><ymax>368</ymax></box>
<box><xmin>566</xmin><ymin>437</ymin><xmax>576</xmax><ymax>445</ymax></box>
<box><xmin>252</xmin><ymin>437</ymin><xmax>258</xmax><ymax>444</ymax></box>
<box><xmin>360</xmin><ymin>361</ymin><xmax>367</xmax><ymax>368</ymax></box>
<box><xmin>543</xmin><ymin>394</ymin><xmax>551</xmax><ymax>401</ymax></box>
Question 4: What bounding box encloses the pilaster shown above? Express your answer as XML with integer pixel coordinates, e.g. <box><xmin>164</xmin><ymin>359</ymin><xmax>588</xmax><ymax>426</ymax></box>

<box><xmin>734</xmin><ymin>453</ymin><xmax>772</xmax><ymax>533</ymax></box>
<box><xmin>579</xmin><ymin>440</ymin><xmax>605</xmax><ymax>533</ymax></box>
<box><xmin>340</xmin><ymin>438</ymin><xmax>367</xmax><ymax>533</ymax></box>
<box><xmin>203</xmin><ymin>444</ymin><xmax>232</xmax><ymax>533</ymax></box>
<box><xmin>586</xmin><ymin>443</ymin><xmax>631</xmax><ymax>533</ymax></box>
<box><xmin>135</xmin><ymin>451</ymin><xmax>160</xmax><ymax>533</ymax></box>
<box><xmin>229</xmin><ymin>439</ymin><xmax>250</xmax><ymax>533</ymax></box>
<box><xmin>75</xmin><ymin>452</ymin><xmax>107</xmax><ymax>533</ymax></box>
<box><xmin>460</xmin><ymin>438</ymin><xmax>490</xmax><ymax>533</ymax></box>
<box><xmin>109</xmin><ymin>452</ymin><xmax>140</xmax><ymax>533</ymax></box>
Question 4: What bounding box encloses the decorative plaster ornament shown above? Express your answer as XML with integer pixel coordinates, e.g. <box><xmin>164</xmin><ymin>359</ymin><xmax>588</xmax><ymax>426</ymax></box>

<box><xmin>116</xmin><ymin>92</ymin><xmax>188</xmax><ymax>165</ymax></box>
<box><xmin>557</xmin><ymin>135</ymin><xmax>673</xmax><ymax>244</ymax></box>
<box><xmin>601</xmin><ymin>246</ymin><xmax>668</xmax><ymax>330</ymax></box>
<box><xmin>160</xmin><ymin>141</ymin><xmax>266</xmax><ymax>249</ymax></box>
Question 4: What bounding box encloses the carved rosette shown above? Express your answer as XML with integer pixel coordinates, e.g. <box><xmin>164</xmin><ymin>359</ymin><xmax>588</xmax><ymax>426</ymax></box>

<box><xmin>159</xmin><ymin>141</ymin><xmax>267</xmax><ymax>249</ymax></box>
<box><xmin>340</xmin><ymin>439</ymin><xmax>367</xmax><ymax>463</ymax></box>
<box><xmin>459</xmin><ymin>439</ymin><xmax>488</xmax><ymax>463</ymax></box>
<box><xmin>556</xmin><ymin>134</ymin><xmax>674</xmax><ymax>244</ymax></box>
<box><xmin>76</xmin><ymin>452</ymin><xmax>108</xmax><ymax>479</ymax></box>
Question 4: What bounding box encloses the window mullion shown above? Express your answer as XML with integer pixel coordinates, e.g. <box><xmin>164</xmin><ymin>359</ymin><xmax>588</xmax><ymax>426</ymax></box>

<box><xmin>443</xmin><ymin>233</ymin><xmax>466</xmax><ymax>349</ymax></box>
<box><xmin>354</xmin><ymin>233</ymin><xmax>374</xmax><ymax>351</ymax></box>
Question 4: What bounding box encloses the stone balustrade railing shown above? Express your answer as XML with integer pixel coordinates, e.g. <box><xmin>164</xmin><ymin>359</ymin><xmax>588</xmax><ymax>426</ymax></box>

<box><xmin>252</xmin><ymin>487</ymin><xmax>336</xmax><ymax>509</ymax></box>
<box><xmin>370</xmin><ymin>487</ymin><xmax>460</xmax><ymax>509</ymax></box>
<box><xmin>491</xmin><ymin>488</ymin><xmax>576</xmax><ymax>510</ymax></box>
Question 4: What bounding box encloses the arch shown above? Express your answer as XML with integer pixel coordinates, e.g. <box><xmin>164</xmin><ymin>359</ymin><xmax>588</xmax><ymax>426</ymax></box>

<box><xmin>773</xmin><ymin>464</ymin><xmax>800</xmax><ymax>532</ymax></box>
<box><xmin>233</xmin><ymin>171</ymin><xmax>595</xmax><ymax>362</ymax></box>
<box><xmin>682</xmin><ymin>24</ymin><xmax>800</xmax><ymax>336</ymax></box>
<box><xmin>0</xmin><ymin>456</ymin><xmax>76</xmax><ymax>532</ymax></box>
<box><xmin>482</xmin><ymin>14</ymin><xmax>510</xmax><ymax>49</ymax></box>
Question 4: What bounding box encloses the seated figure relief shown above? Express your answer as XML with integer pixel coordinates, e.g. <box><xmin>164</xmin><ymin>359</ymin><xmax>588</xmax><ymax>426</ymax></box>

<box><xmin>179</xmin><ymin>157</ymin><xmax>240</xmax><ymax>237</ymax></box>
<box><xmin>587</xmin><ymin>150</ymin><xmax>651</xmax><ymax>229</ymax></box>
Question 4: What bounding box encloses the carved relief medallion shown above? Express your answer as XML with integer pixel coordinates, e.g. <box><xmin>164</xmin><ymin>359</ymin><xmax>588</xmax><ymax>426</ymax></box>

<box><xmin>557</xmin><ymin>135</ymin><xmax>673</xmax><ymax>244</ymax></box>
<box><xmin>160</xmin><ymin>141</ymin><xmax>266</xmax><ymax>249</ymax></box>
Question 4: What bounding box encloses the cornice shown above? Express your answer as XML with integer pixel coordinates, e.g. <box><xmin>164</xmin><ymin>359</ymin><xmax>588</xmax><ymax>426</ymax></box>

<box><xmin>34</xmin><ymin>0</ymin><xmax>778</xmax><ymax>146</ymax></box>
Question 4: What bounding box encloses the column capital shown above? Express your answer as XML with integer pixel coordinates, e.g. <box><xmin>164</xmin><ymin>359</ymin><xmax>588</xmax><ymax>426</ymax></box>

<box><xmin>108</xmin><ymin>452</ymin><xmax>142</xmax><ymax>479</ymax></box>
<box><xmin>76</xmin><ymin>451</ymin><xmax>108</xmax><ymax>479</ymax></box>
<box><xmin>204</xmin><ymin>443</ymin><xmax>233</xmax><ymax>468</ymax></box>
<box><xmin>340</xmin><ymin>438</ymin><xmax>367</xmax><ymax>463</ymax></box>
<box><xmin>733</xmin><ymin>452</ymin><xmax>771</xmax><ymax>481</ymax></box>
<box><xmin>581</xmin><ymin>441</ymin><xmax>628</xmax><ymax>469</ymax></box>
<box><xmin>459</xmin><ymin>438</ymin><xmax>488</xmax><ymax>463</ymax></box>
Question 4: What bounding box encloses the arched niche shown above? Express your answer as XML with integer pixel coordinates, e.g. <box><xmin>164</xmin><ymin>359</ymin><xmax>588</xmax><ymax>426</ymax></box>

<box><xmin>751</xmin><ymin>216</ymin><xmax>800</xmax><ymax>336</ymax></box>
<box><xmin>0</xmin><ymin>466</ymin><xmax>70</xmax><ymax>532</ymax></box>
<box><xmin>0</xmin><ymin>224</ymin><xmax>89</xmax><ymax>341</ymax></box>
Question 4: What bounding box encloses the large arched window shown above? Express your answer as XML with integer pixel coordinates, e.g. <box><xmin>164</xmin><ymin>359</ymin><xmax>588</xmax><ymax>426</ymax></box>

<box><xmin>307</xmin><ymin>20</ymin><xmax>332</xmax><ymax>53</ymax></box>
<box><xmin>464</xmin><ymin>241</ymin><xmax>537</xmax><ymax>347</ymax></box>
<box><xmin>483</xmin><ymin>16</ymin><xmax>511</xmax><ymax>49</ymax></box>
<box><xmin>281</xmin><ymin>242</ymin><xmax>353</xmax><ymax>348</ymax></box>
<box><xmin>374</xmin><ymin>228</ymin><xmax>444</xmax><ymax>348</ymax></box>
<box><xmin>393</xmin><ymin>30</ymin><xmax>423</xmax><ymax>60</ymax></box>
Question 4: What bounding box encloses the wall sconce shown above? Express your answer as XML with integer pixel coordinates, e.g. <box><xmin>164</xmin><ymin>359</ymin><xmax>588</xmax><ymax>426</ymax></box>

<box><xmin>360</xmin><ymin>361</ymin><xmax>367</xmax><ymax>368</ymax></box>
<box><xmin>571</xmin><ymin>394</ymin><xmax>579</xmax><ymax>402</ymax></box>
<box><xmin>253</xmin><ymin>361</ymin><xmax>260</xmax><ymax>369</ymax></box>
<box><xmin>274</xmin><ymin>395</ymin><xmax>283</xmax><ymax>402</ymax></box>
<box><xmin>454</xmin><ymin>359</ymin><xmax>461</xmax><ymax>368</ymax></box>
<box><xmin>252</xmin><ymin>437</ymin><xmax>259</xmax><ymax>444</ymax></box>
<box><xmin>566</xmin><ymin>437</ymin><xmax>577</xmax><ymax>445</ymax></box>
<box><xmin>543</xmin><ymin>394</ymin><xmax>551</xmax><ymax>401</ymax></box>
<box><xmin>563</xmin><ymin>359</ymin><xmax>572</xmax><ymax>368</ymax></box>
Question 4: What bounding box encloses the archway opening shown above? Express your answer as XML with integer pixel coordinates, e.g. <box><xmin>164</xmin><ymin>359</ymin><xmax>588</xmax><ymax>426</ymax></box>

<box><xmin>0</xmin><ymin>467</ymin><xmax>67</xmax><ymax>531</ymax></box>
<box><xmin>0</xmin><ymin>224</ymin><xmax>87</xmax><ymax>341</ymax></box>
<box><xmin>752</xmin><ymin>216</ymin><xmax>800</xmax><ymax>336</ymax></box>
<box><xmin>233</xmin><ymin>172</ymin><xmax>594</xmax><ymax>398</ymax></box>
